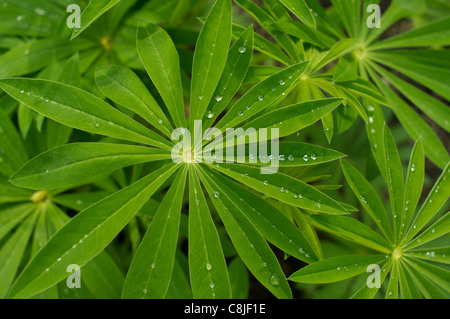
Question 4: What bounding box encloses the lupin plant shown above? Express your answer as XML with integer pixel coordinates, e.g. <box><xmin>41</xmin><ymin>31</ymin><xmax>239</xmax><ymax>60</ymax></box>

<box><xmin>0</xmin><ymin>0</ymin><xmax>448</xmax><ymax>301</ymax></box>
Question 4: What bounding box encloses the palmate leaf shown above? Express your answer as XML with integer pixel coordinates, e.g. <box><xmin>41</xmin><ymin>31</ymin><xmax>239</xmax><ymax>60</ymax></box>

<box><xmin>8</xmin><ymin>163</ymin><xmax>180</xmax><ymax>299</ymax></box>
<box><xmin>137</xmin><ymin>22</ymin><xmax>186</xmax><ymax>128</ymax></box>
<box><xmin>0</xmin><ymin>108</ymin><xmax>28</xmax><ymax>177</ymax></box>
<box><xmin>122</xmin><ymin>166</ymin><xmax>187</xmax><ymax>299</ymax></box>
<box><xmin>0</xmin><ymin>78</ymin><xmax>173</xmax><ymax>149</ymax></box>
<box><xmin>71</xmin><ymin>0</ymin><xmax>121</xmax><ymax>39</ymax></box>
<box><xmin>9</xmin><ymin>143</ymin><xmax>172</xmax><ymax>190</ymax></box>
<box><xmin>210</xmin><ymin>163</ymin><xmax>347</xmax><ymax>215</ymax></box>
<box><xmin>289</xmin><ymin>255</ymin><xmax>387</xmax><ymax>284</ymax></box>
<box><xmin>201</xmin><ymin>165</ymin><xmax>319</xmax><ymax>263</ymax></box>
<box><xmin>310</xmin><ymin>215</ymin><xmax>391</xmax><ymax>254</ymax></box>
<box><xmin>197</xmin><ymin>166</ymin><xmax>292</xmax><ymax>299</ymax></box>
<box><xmin>202</xmin><ymin>25</ymin><xmax>254</xmax><ymax>128</ymax></box>
<box><xmin>188</xmin><ymin>168</ymin><xmax>232</xmax><ymax>299</ymax></box>
<box><xmin>0</xmin><ymin>211</ymin><xmax>38</xmax><ymax>298</ymax></box>
<box><xmin>340</xmin><ymin>160</ymin><xmax>393</xmax><ymax>243</ymax></box>
<box><xmin>95</xmin><ymin>65</ymin><xmax>174</xmax><ymax>138</ymax></box>
<box><xmin>190</xmin><ymin>0</ymin><xmax>232</xmax><ymax>126</ymax></box>
<box><xmin>278</xmin><ymin>0</ymin><xmax>316</xmax><ymax>29</ymax></box>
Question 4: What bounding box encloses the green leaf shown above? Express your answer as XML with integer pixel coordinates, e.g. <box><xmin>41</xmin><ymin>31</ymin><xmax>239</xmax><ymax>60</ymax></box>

<box><xmin>310</xmin><ymin>39</ymin><xmax>358</xmax><ymax>73</ymax></box>
<box><xmin>203</xmin><ymin>26</ymin><xmax>254</xmax><ymax>128</ymax></box>
<box><xmin>190</xmin><ymin>0</ymin><xmax>232</xmax><ymax>125</ymax></box>
<box><xmin>369</xmin><ymin>58</ymin><xmax>450</xmax><ymax>132</ymax></box>
<box><xmin>0</xmin><ymin>204</ymin><xmax>34</xmax><ymax>242</ymax></box>
<box><xmin>242</xmin><ymin>98</ymin><xmax>344</xmax><ymax>139</ymax></box>
<box><xmin>81</xmin><ymin>252</ymin><xmax>125</xmax><ymax>299</ymax></box>
<box><xmin>289</xmin><ymin>255</ymin><xmax>386</xmax><ymax>284</ymax></box>
<box><xmin>0</xmin><ymin>39</ymin><xmax>94</xmax><ymax>78</ymax></box>
<box><xmin>333</xmin><ymin>55</ymin><xmax>358</xmax><ymax>83</ymax></box>
<box><xmin>340</xmin><ymin>160</ymin><xmax>393</xmax><ymax>243</ymax></box>
<box><xmin>385</xmin><ymin>261</ymin><xmax>399</xmax><ymax>299</ymax></box>
<box><xmin>406</xmin><ymin>247</ymin><xmax>450</xmax><ymax>265</ymax></box>
<box><xmin>350</xmin><ymin>259</ymin><xmax>393</xmax><ymax>299</ymax></box>
<box><xmin>8</xmin><ymin>163</ymin><xmax>179</xmax><ymax>299</ymax></box>
<box><xmin>188</xmin><ymin>168</ymin><xmax>232</xmax><ymax>299</ymax></box>
<box><xmin>122</xmin><ymin>166</ymin><xmax>187</xmax><ymax>299</ymax></box>
<box><xmin>212</xmin><ymin>62</ymin><xmax>309</xmax><ymax>132</ymax></box>
<box><xmin>0</xmin><ymin>212</ymin><xmax>38</xmax><ymax>298</ymax></box>
<box><xmin>383</xmin><ymin>124</ymin><xmax>404</xmax><ymax>239</ymax></box>
<box><xmin>10</xmin><ymin>143</ymin><xmax>171</xmax><ymax>190</ymax></box>
<box><xmin>400</xmin><ymin>138</ymin><xmax>424</xmax><ymax>241</ymax></box>
<box><xmin>404</xmin><ymin>258</ymin><xmax>450</xmax><ymax>293</ymax></box>
<box><xmin>231</xmin><ymin>23</ymin><xmax>292</xmax><ymax>65</ymax></box>
<box><xmin>404</xmin><ymin>261</ymin><xmax>447</xmax><ymax>299</ymax></box>
<box><xmin>201</xmin><ymin>166</ymin><xmax>319</xmax><ymax>263</ymax></box>
<box><xmin>95</xmin><ymin>65</ymin><xmax>174</xmax><ymax>137</ymax></box>
<box><xmin>71</xmin><ymin>0</ymin><xmax>121</xmax><ymax>39</ymax></box>
<box><xmin>367</xmin><ymin>65</ymin><xmax>449</xmax><ymax>169</ymax></box>
<box><xmin>137</xmin><ymin>22</ymin><xmax>186</xmax><ymax>128</ymax></box>
<box><xmin>210</xmin><ymin>163</ymin><xmax>348</xmax><ymax>215</ymax></box>
<box><xmin>403</xmin><ymin>161</ymin><xmax>450</xmax><ymax>244</ymax></box>
<box><xmin>197</xmin><ymin>167</ymin><xmax>292</xmax><ymax>299</ymax></box>
<box><xmin>0</xmin><ymin>78</ymin><xmax>173</xmax><ymax>149</ymax></box>
<box><xmin>370</xmin><ymin>16</ymin><xmax>450</xmax><ymax>49</ymax></box>
<box><xmin>310</xmin><ymin>215</ymin><xmax>391</xmax><ymax>253</ymax></box>
<box><xmin>279</xmin><ymin>0</ymin><xmax>316</xmax><ymax>28</ymax></box>
<box><xmin>228</xmin><ymin>257</ymin><xmax>249</xmax><ymax>299</ymax></box>
<box><xmin>404</xmin><ymin>213</ymin><xmax>450</xmax><ymax>250</ymax></box>
<box><xmin>0</xmin><ymin>108</ymin><xmax>28</xmax><ymax>177</ymax></box>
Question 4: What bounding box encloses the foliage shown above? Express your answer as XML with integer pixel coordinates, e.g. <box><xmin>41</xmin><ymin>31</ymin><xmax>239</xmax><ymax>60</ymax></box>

<box><xmin>0</xmin><ymin>0</ymin><xmax>448</xmax><ymax>299</ymax></box>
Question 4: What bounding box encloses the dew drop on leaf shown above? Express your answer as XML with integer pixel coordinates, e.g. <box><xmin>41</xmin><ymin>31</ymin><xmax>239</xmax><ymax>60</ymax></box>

<box><xmin>269</xmin><ymin>274</ymin><xmax>280</xmax><ymax>286</ymax></box>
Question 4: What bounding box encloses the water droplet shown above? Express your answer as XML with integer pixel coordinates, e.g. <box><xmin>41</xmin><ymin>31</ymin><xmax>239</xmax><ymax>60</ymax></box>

<box><xmin>269</xmin><ymin>274</ymin><xmax>280</xmax><ymax>286</ymax></box>
<box><xmin>246</xmin><ymin>105</ymin><xmax>251</xmax><ymax>110</ymax></box>
<box><xmin>431</xmin><ymin>228</ymin><xmax>436</xmax><ymax>234</ymax></box>
<box><xmin>411</xmin><ymin>164</ymin><xmax>415</xmax><ymax>172</ymax></box>
<box><xmin>213</xmin><ymin>192</ymin><xmax>219</xmax><ymax>198</ymax></box>
<box><xmin>16</xmin><ymin>15</ymin><xmax>23</xmax><ymax>21</ymax></box>
<box><xmin>57</xmin><ymin>258</ymin><xmax>61</xmax><ymax>262</ymax></box>
<box><xmin>45</xmin><ymin>268</ymin><xmax>49</xmax><ymax>272</ymax></box>
<box><xmin>44</xmin><ymin>98</ymin><xmax>49</xmax><ymax>103</ymax></box>
<box><xmin>215</xmin><ymin>94</ymin><xmax>223</xmax><ymax>102</ymax></box>
<box><xmin>210</xmin><ymin>283</ymin><xmax>215</xmax><ymax>289</ymax></box>
<box><xmin>238</xmin><ymin>46</ymin><xmax>246</xmax><ymax>53</ymax></box>
<box><xmin>388</xmin><ymin>290</ymin><xmax>393</xmax><ymax>296</ymax></box>
<box><xmin>303</xmin><ymin>155</ymin><xmax>309</xmax><ymax>162</ymax></box>
<box><xmin>279</xmin><ymin>80</ymin><xmax>285</xmax><ymax>86</ymax></box>
<box><xmin>263</xmin><ymin>181</ymin><xmax>268</xmax><ymax>186</ymax></box>
<box><xmin>198</xmin><ymin>95</ymin><xmax>203</xmax><ymax>100</ymax></box>
<box><xmin>151</xmin><ymin>263</ymin><xmax>155</xmax><ymax>269</ymax></box>
<box><xmin>311</xmin><ymin>153</ymin><xmax>317</xmax><ymax>160</ymax></box>
<box><xmin>207</xmin><ymin>111</ymin><xmax>214</xmax><ymax>119</ymax></box>
<box><xmin>158</xmin><ymin>119</ymin><xmax>163</xmax><ymax>124</ymax></box>
<box><xmin>258</xmin><ymin>95</ymin><xmax>264</xmax><ymax>101</ymax></box>
<box><xmin>206</xmin><ymin>263</ymin><xmax>212</xmax><ymax>271</ymax></box>
<box><xmin>35</xmin><ymin>8</ymin><xmax>46</xmax><ymax>16</ymax></box>
<box><xmin>143</xmin><ymin>289</ymin><xmax>148</xmax><ymax>294</ymax></box>
<box><xmin>337</xmin><ymin>266</ymin><xmax>341</xmax><ymax>270</ymax></box>
<box><xmin>288</xmin><ymin>155</ymin><xmax>295</xmax><ymax>161</ymax></box>
<box><xmin>20</xmin><ymin>90</ymin><xmax>24</xmax><ymax>94</ymax></box>
<box><xmin>293</xmin><ymin>194</ymin><xmax>298</xmax><ymax>199</ymax></box>
<box><xmin>299</xmin><ymin>248</ymin><xmax>304</xmax><ymax>254</ymax></box>
<box><xmin>280</xmin><ymin>187</ymin><xmax>285</xmax><ymax>193</ymax></box>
